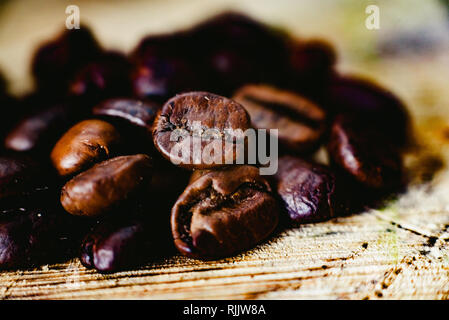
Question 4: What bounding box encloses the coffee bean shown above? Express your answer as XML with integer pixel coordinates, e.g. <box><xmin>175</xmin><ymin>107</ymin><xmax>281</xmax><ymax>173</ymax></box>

<box><xmin>80</xmin><ymin>214</ymin><xmax>169</xmax><ymax>273</ymax></box>
<box><xmin>93</xmin><ymin>98</ymin><xmax>160</xmax><ymax>132</ymax></box>
<box><xmin>326</xmin><ymin>75</ymin><xmax>410</xmax><ymax>146</ymax></box>
<box><xmin>4</xmin><ymin>103</ymin><xmax>80</xmax><ymax>154</ymax></box>
<box><xmin>190</xmin><ymin>12</ymin><xmax>289</xmax><ymax>94</ymax></box>
<box><xmin>92</xmin><ymin>98</ymin><xmax>161</xmax><ymax>156</ymax></box>
<box><xmin>51</xmin><ymin>119</ymin><xmax>122</xmax><ymax>177</ymax></box>
<box><xmin>233</xmin><ymin>84</ymin><xmax>327</xmax><ymax>153</ymax></box>
<box><xmin>327</xmin><ymin>114</ymin><xmax>403</xmax><ymax>189</ymax></box>
<box><xmin>153</xmin><ymin>92</ymin><xmax>251</xmax><ymax>169</ymax></box>
<box><xmin>171</xmin><ymin>165</ymin><xmax>278</xmax><ymax>259</ymax></box>
<box><xmin>131</xmin><ymin>55</ymin><xmax>199</xmax><ymax>103</ymax></box>
<box><xmin>0</xmin><ymin>206</ymin><xmax>83</xmax><ymax>270</ymax></box>
<box><xmin>61</xmin><ymin>154</ymin><xmax>153</xmax><ymax>217</ymax></box>
<box><xmin>287</xmin><ymin>39</ymin><xmax>336</xmax><ymax>95</ymax></box>
<box><xmin>32</xmin><ymin>27</ymin><xmax>101</xmax><ymax>93</ymax></box>
<box><xmin>273</xmin><ymin>156</ymin><xmax>336</xmax><ymax>223</ymax></box>
<box><xmin>131</xmin><ymin>33</ymin><xmax>199</xmax><ymax>103</ymax></box>
<box><xmin>69</xmin><ymin>51</ymin><xmax>132</xmax><ymax>105</ymax></box>
<box><xmin>0</xmin><ymin>155</ymin><xmax>49</xmax><ymax>201</ymax></box>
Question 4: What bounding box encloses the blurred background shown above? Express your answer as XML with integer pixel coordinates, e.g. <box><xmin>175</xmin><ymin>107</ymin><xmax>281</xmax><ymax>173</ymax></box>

<box><xmin>0</xmin><ymin>0</ymin><xmax>448</xmax><ymax>141</ymax></box>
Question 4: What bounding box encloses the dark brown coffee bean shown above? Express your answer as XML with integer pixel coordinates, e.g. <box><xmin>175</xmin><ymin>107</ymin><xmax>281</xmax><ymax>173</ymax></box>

<box><xmin>233</xmin><ymin>85</ymin><xmax>326</xmax><ymax>153</ymax></box>
<box><xmin>0</xmin><ymin>206</ymin><xmax>83</xmax><ymax>270</ymax></box>
<box><xmin>32</xmin><ymin>27</ymin><xmax>101</xmax><ymax>92</ymax></box>
<box><xmin>69</xmin><ymin>51</ymin><xmax>132</xmax><ymax>105</ymax></box>
<box><xmin>0</xmin><ymin>155</ymin><xmax>48</xmax><ymax>201</ymax></box>
<box><xmin>4</xmin><ymin>103</ymin><xmax>81</xmax><ymax>154</ymax></box>
<box><xmin>80</xmin><ymin>214</ymin><xmax>169</xmax><ymax>273</ymax></box>
<box><xmin>171</xmin><ymin>165</ymin><xmax>278</xmax><ymax>259</ymax></box>
<box><xmin>273</xmin><ymin>156</ymin><xmax>336</xmax><ymax>223</ymax></box>
<box><xmin>327</xmin><ymin>114</ymin><xmax>403</xmax><ymax>189</ymax></box>
<box><xmin>51</xmin><ymin>119</ymin><xmax>122</xmax><ymax>177</ymax></box>
<box><xmin>93</xmin><ymin>98</ymin><xmax>160</xmax><ymax>132</ymax></box>
<box><xmin>61</xmin><ymin>154</ymin><xmax>153</xmax><ymax>217</ymax></box>
<box><xmin>153</xmin><ymin>92</ymin><xmax>251</xmax><ymax>169</ymax></box>
<box><xmin>326</xmin><ymin>75</ymin><xmax>410</xmax><ymax>146</ymax></box>
<box><xmin>287</xmin><ymin>39</ymin><xmax>336</xmax><ymax>94</ymax></box>
<box><xmin>190</xmin><ymin>12</ymin><xmax>289</xmax><ymax>94</ymax></box>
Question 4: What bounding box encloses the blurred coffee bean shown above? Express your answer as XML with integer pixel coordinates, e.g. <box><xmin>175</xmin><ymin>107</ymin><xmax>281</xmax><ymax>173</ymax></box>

<box><xmin>4</xmin><ymin>102</ymin><xmax>82</xmax><ymax>155</ymax></box>
<box><xmin>131</xmin><ymin>32</ymin><xmax>192</xmax><ymax>62</ymax></box>
<box><xmin>233</xmin><ymin>84</ymin><xmax>327</xmax><ymax>153</ymax></box>
<box><xmin>80</xmin><ymin>213</ymin><xmax>170</xmax><ymax>273</ymax></box>
<box><xmin>32</xmin><ymin>27</ymin><xmax>101</xmax><ymax>92</ymax></box>
<box><xmin>61</xmin><ymin>154</ymin><xmax>153</xmax><ymax>217</ymax></box>
<box><xmin>190</xmin><ymin>12</ymin><xmax>289</xmax><ymax>94</ymax></box>
<box><xmin>273</xmin><ymin>156</ymin><xmax>336</xmax><ymax>224</ymax></box>
<box><xmin>0</xmin><ymin>155</ymin><xmax>51</xmax><ymax>201</ymax></box>
<box><xmin>171</xmin><ymin>165</ymin><xmax>279</xmax><ymax>259</ymax></box>
<box><xmin>326</xmin><ymin>75</ymin><xmax>410</xmax><ymax>146</ymax></box>
<box><xmin>153</xmin><ymin>92</ymin><xmax>251</xmax><ymax>169</ymax></box>
<box><xmin>327</xmin><ymin>114</ymin><xmax>403</xmax><ymax>190</ymax></box>
<box><xmin>69</xmin><ymin>51</ymin><xmax>132</xmax><ymax>106</ymax></box>
<box><xmin>51</xmin><ymin>119</ymin><xmax>122</xmax><ymax>177</ymax></box>
<box><xmin>0</xmin><ymin>206</ymin><xmax>84</xmax><ymax>270</ymax></box>
<box><xmin>287</xmin><ymin>39</ymin><xmax>336</xmax><ymax>95</ymax></box>
<box><xmin>131</xmin><ymin>55</ymin><xmax>200</xmax><ymax>103</ymax></box>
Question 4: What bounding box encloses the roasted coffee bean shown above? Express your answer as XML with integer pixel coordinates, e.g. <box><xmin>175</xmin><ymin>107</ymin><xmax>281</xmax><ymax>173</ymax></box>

<box><xmin>131</xmin><ymin>32</ymin><xmax>192</xmax><ymax>62</ymax></box>
<box><xmin>0</xmin><ymin>206</ymin><xmax>82</xmax><ymax>270</ymax></box>
<box><xmin>171</xmin><ymin>165</ymin><xmax>279</xmax><ymax>259</ymax></box>
<box><xmin>273</xmin><ymin>156</ymin><xmax>336</xmax><ymax>223</ymax></box>
<box><xmin>326</xmin><ymin>75</ymin><xmax>409</xmax><ymax>146</ymax></box>
<box><xmin>0</xmin><ymin>155</ymin><xmax>50</xmax><ymax>201</ymax></box>
<box><xmin>51</xmin><ymin>119</ymin><xmax>122</xmax><ymax>177</ymax></box>
<box><xmin>153</xmin><ymin>92</ymin><xmax>251</xmax><ymax>169</ymax></box>
<box><xmin>4</xmin><ymin>103</ymin><xmax>81</xmax><ymax>154</ymax></box>
<box><xmin>190</xmin><ymin>12</ymin><xmax>289</xmax><ymax>94</ymax></box>
<box><xmin>80</xmin><ymin>214</ymin><xmax>170</xmax><ymax>273</ymax></box>
<box><xmin>287</xmin><ymin>39</ymin><xmax>336</xmax><ymax>94</ymax></box>
<box><xmin>69</xmin><ymin>52</ymin><xmax>132</xmax><ymax>105</ymax></box>
<box><xmin>131</xmin><ymin>55</ymin><xmax>199</xmax><ymax>103</ymax></box>
<box><xmin>233</xmin><ymin>84</ymin><xmax>327</xmax><ymax>153</ymax></box>
<box><xmin>32</xmin><ymin>27</ymin><xmax>101</xmax><ymax>92</ymax></box>
<box><xmin>61</xmin><ymin>154</ymin><xmax>153</xmax><ymax>217</ymax></box>
<box><xmin>327</xmin><ymin>114</ymin><xmax>403</xmax><ymax>190</ymax></box>
<box><xmin>92</xmin><ymin>98</ymin><xmax>160</xmax><ymax>132</ymax></box>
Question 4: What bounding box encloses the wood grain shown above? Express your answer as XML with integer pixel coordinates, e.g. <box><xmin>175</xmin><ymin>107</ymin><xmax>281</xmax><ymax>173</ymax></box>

<box><xmin>0</xmin><ymin>0</ymin><xmax>449</xmax><ymax>299</ymax></box>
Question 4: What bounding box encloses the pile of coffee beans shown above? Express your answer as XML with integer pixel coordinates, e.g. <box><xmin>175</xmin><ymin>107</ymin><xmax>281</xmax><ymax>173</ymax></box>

<box><xmin>0</xmin><ymin>12</ymin><xmax>410</xmax><ymax>272</ymax></box>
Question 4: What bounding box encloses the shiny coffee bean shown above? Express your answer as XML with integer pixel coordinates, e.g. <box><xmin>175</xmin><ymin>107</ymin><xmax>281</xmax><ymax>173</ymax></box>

<box><xmin>273</xmin><ymin>156</ymin><xmax>336</xmax><ymax>223</ymax></box>
<box><xmin>80</xmin><ymin>214</ymin><xmax>169</xmax><ymax>273</ymax></box>
<box><xmin>4</xmin><ymin>103</ymin><xmax>80</xmax><ymax>154</ymax></box>
<box><xmin>61</xmin><ymin>154</ymin><xmax>153</xmax><ymax>217</ymax></box>
<box><xmin>327</xmin><ymin>114</ymin><xmax>403</xmax><ymax>189</ymax></box>
<box><xmin>153</xmin><ymin>92</ymin><xmax>251</xmax><ymax>169</ymax></box>
<box><xmin>93</xmin><ymin>98</ymin><xmax>161</xmax><ymax>155</ymax></box>
<box><xmin>92</xmin><ymin>98</ymin><xmax>160</xmax><ymax>132</ymax></box>
<box><xmin>51</xmin><ymin>119</ymin><xmax>122</xmax><ymax>177</ymax></box>
<box><xmin>171</xmin><ymin>165</ymin><xmax>279</xmax><ymax>259</ymax></box>
<box><xmin>326</xmin><ymin>75</ymin><xmax>409</xmax><ymax>146</ymax></box>
<box><xmin>32</xmin><ymin>27</ymin><xmax>101</xmax><ymax>92</ymax></box>
<box><xmin>233</xmin><ymin>84</ymin><xmax>327</xmax><ymax>153</ymax></box>
<box><xmin>69</xmin><ymin>51</ymin><xmax>132</xmax><ymax>105</ymax></box>
<box><xmin>0</xmin><ymin>206</ymin><xmax>82</xmax><ymax>269</ymax></box>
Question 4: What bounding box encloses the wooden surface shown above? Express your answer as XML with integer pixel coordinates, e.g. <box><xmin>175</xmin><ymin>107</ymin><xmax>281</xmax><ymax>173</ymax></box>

<box><xmin>1</xmin><ymin>0</ymin><xmax>449</xmax><ymax>299</ymax></box>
